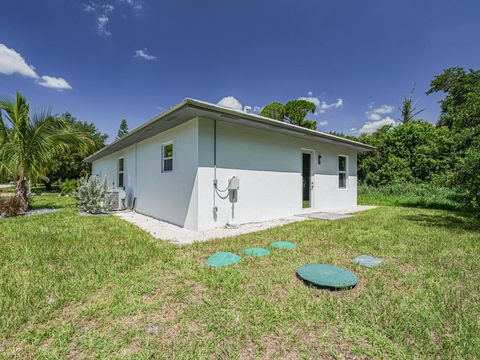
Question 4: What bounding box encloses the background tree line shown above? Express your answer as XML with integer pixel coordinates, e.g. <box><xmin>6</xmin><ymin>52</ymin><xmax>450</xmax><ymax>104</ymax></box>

<box><xmin>261</xmin><ymin>67</ymin><xmax>480</xmax><ymax>210</ymax></box>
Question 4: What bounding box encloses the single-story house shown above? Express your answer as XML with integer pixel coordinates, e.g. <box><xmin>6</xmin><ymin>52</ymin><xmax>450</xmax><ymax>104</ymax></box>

<box><xmin>85</xmin><ymin>99</ymin><xmax>375</xmax><ymax>231</ymax></box>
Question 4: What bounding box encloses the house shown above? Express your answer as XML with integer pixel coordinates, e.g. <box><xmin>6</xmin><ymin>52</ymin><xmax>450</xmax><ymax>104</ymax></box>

<box><xmin>85</xmin><ymin>99</ymin><xmax>375</xmax><ymax>231</ymax></box>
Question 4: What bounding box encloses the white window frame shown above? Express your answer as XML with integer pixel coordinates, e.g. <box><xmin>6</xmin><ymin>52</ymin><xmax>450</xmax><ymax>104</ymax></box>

<box><xmin>117</xmin><ymin>157</ymin><xmax>125</xmax><ymax>188</ymax></box>
<box><xmin>162</xmin><ymin>142</ymin><xmax>173</xmax><ymax>173</ymax></box>
<box><xmin>338</xmin><ymin>155</ymin><xmax>348</xmax><ymax>189</ymax></box>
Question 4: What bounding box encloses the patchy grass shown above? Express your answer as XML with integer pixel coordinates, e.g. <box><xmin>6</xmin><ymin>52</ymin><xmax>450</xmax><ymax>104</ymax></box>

<box><xmin>0</xmin><ymin>196</ymin><xmax>479</xmax><ymax>358</ymax></box>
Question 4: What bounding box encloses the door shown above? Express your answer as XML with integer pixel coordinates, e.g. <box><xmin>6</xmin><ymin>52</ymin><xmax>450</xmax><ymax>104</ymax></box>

<box><xmin>302</xmin><ymin>152</ymin><xmax>312</xmax><ymax>208</ymax></box>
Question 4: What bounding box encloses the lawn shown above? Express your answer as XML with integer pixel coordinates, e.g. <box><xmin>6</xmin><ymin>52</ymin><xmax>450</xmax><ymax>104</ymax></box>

<box><xmin>0</xmin><ymin>194</ymin><xmax>479</xmax><ymax>358</ymax></box>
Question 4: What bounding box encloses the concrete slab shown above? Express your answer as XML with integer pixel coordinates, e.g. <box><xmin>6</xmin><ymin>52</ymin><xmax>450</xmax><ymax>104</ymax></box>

<box><xmin>115</xmin><ymin>205</ymin><xmax>377</xmax><ymax>245</ymax></box>
<box><xmin>115</xmin><ymin>211</ymin><xmax>307</xmax><ymax>245</ymax></box>
<box><xmin>302</xmin><ymin>212</ymin><xmax>353</xmax><ymax>220</ymax></box>
<box><xmin>298</xmin><ymin>205</ymin><xmax>377</xmax><ymax>221</ymax></box>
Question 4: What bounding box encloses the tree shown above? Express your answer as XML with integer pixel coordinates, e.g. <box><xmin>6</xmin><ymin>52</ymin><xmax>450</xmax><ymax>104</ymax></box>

<box><xmin>0</xmin><ymin>92</ymin><xmax>92</xmax><ymax>212</ymax></box>
<box><xmin>45</xmin><ymin>113</ymin><xmax>108</xmax><ymax>188</ymax></box>
<box><xmin>260</xmin><ymin>100</ymin><xmax>317</xmax><ymax>129</ymax></box>
<box><xmin>427</xmin><ymin>67</ymin><xmax>480</xmax><ymax>208</ymax></box>
<box><xmin>399</xmin><ymin>85</ymin><xmax>424</xmax><ymax>123</ymax></box>
<box><xmin>427</xmin><ymin>67</ymin><xmax>480</xmax><ymax>130</ymax></box>
<box><xmin>338</xmin><ymin>121</ymin><xmax>455</xmax><ymax>186</ymax></box>
<box><xmin>117</xmin><ymin>119</ymin><xmax>129</xmax><ymax>139</ymax></box>
<box><xmin>260</xmin><ymin>102</ymin><xmax>284</xmax><ymax>121</ymax></box>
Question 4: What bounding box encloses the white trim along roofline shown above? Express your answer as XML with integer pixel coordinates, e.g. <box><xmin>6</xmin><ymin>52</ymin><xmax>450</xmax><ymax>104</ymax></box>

<box><xmin>84</xmin><ymin>98</ymin><xmax>376</xmax><ymax>163</ymax></box>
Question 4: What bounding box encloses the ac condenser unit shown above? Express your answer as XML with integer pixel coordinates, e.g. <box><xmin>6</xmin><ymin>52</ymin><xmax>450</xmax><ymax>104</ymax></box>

<box><xmin>105</xmin><ymin>188</ymin><xmax>127</xmax><ymax>211</ymax></box>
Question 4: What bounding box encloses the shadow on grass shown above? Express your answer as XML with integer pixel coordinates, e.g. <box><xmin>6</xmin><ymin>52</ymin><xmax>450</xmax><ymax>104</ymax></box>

<box><xmin>402</xmin><ymin>212</ymin><xmax>480</xmax><ymax>232</ymax></box>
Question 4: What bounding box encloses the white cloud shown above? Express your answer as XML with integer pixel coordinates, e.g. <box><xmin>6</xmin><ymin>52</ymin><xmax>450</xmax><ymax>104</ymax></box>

<box><xmin>298</xmin><ymin>93</ymin><xmax>344</xmax><ymax>114</ymax></box>
<box><xmin>0</xmin><ymin>43</ymin><xmax>38</xmax><ymax>78</ymax></box>
<box><xmin>121</xmin><ymin>0</ymin><xmax>143</xmax><ymax>11</ymax></box>
<box><xmin>299</xmin><ymin>95</ymin><xmax>320</xmax><ymax>108</ymax></box>
<box><xmin>352</xmin><ymin>116</ymin><xmax>396</xmax><ymax>135</ymax></box>
<box><xmin>134</xmin><ymin>48</ymin><xmax>156</xmax><ymax>60</ymax></box>
<box><xmin>318</xmin><ymin>120</ymin><xmax>328</xmax><ymax>126</ymax></box>
<box><xmin>97</xmin><ymin>15</ymin><xmax>111</xmax><ymax>36</ymax></box>
<box><xmin>351</xmin><ymin>103</ymin><xmax>397</xmax><ymax>135</ymax></box>
<box><xmin>0</xmin><ymin>43</ymin><xmax>72</xmax><ymax>91</ymax></box>
<box><xmin>319</xmin><ymin>98</ymin><xmax>343</xmax><ymax>113</ymax></box>
<box><xmin>83</xmin><ymin>2</ymin><xmax>95</xmax><ymax>12</ymax></box>
<box><xmin>217</xmin><ymin>96</ymin><xmax>243</xmax><ymax>111</ymax></box>
<box><xmin>37</xmin><ymin>76</ymin><xmax>72</xmax><ymax>90</ymax></box>
<box><xmin>366</xmin><ymin>104</ymin><xmax>395</xmax><ymax>121</ymax></box>
<box><xmin>103</xmin><ymin>4</ymin><xmax>115</xmax><ymax>12</ymax></box>
<box><xmin>372</xmin><ymin>104</ymin><xmax>395</xmax><ymax>114</ymax></box>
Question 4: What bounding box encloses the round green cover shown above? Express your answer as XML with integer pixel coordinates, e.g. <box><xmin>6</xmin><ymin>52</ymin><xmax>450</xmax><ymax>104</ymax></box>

<box><xmin>269</xmin><ymin>241</ymin><xmax>296</xmax><ymax>249</ymax></box>
<box><xmin>205</xmin><ymin>252</ymin><xmax>241</xmax><ymax>268</ymax></box>
<box><xmin>297</xmin><ymin>264</ymin><xmax>358</xmax><ymax>289</ymax></box>
<box><xmin>243</xmin><ymin>247</ymin><xmax>271</xmax><ymax>257</ymax></box>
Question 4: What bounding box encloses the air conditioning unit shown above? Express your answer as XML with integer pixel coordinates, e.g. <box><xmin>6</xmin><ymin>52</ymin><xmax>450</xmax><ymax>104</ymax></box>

<box><xmin>105</xmin><ymin>188</ymin><xmax>127</xmax><ymax>211</ymax></box>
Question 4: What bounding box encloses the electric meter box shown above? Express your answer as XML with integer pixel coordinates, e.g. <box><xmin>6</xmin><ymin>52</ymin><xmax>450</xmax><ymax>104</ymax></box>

<box><xmin>228</xmin><ymin>177</ymin><xmax>240</xmax><ymax>190</ymax></box>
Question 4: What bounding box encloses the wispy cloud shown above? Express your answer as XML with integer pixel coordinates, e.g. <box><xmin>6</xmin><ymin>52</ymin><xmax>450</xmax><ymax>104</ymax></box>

<box><xmin>83</xmin><ymin>2</ymin><xmax>95</xmax><ymax>12</ymax></box>
<box><xmin>366</xmin><ymin>104</ymin><xmax>395</xmax><ymax>121</ymax></box>
<box><xmin>298</xmin><ymin>92</ymin><xmax>344</xmax><ymax>114</ymax></box>
<box><xmin>351</xmin><ymin>103</ymin><xmax>396</xmax><ymax>135</ymax></box>
<box><xmin>97</xmin><ymin>15</ymin><xmax>111</xmax><ymax>36</ymax></box>
<box><xmin>120</xmin><ymin>0</ymin><xmax>143</xmax><ymax>11</ymax></box>
<box><xmin>83</xmin><ymin>3</ymin><xmax>115</xmax><ymax>36</ymax></box>
<box><xmin>102</xmin><ymin>4</ymin><xmax>115</xmax><ymax>12</ymax></box>
<box><xmin>0</xmin><ymin>43</ymin><xmax>72</xmax><ymax>90</ymax></box>
<box><xmin>134</xmin><ymin>48</ymin><xmax>156</xmax><ymax>60</ymax></box>
<box><xmin>38</xmin><ymin>76</ymin><xmax>72</xmax><ymax>90</ymax></box>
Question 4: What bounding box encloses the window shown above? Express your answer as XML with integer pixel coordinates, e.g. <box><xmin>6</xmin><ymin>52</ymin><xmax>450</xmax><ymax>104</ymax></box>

<box><xmin>118</xmin><ymin>158</ymin><xmax>124</xmax><ymax>188</ymax></box>
<box><xmin>338</xmin><ymin>155</ymin><xmax>347</xmax><ymax>189</ymax></box>
<box><xmin>162</xmin><ymin>143</ymin><xmax>173</xmax><ymax>172</ymax></box>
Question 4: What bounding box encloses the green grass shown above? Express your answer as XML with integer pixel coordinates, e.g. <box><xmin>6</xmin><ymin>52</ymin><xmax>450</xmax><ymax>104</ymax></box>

<box><xmin>0</xmin><ymin>196</ymin><xmax>479</xmax><ymax>358</ymax></box>
<box><xmin>359</xmin><ymin>183</ymin><xmax>468</xmax><ymax>212</ymax></box>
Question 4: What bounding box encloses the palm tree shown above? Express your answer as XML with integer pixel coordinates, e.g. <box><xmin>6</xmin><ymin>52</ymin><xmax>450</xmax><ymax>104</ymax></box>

<box><xmin>399</xmin><ymin>84</ymin><xmax>424</xmax><ymax>123</ymax></box>
<box><xmin>0</xmin><ymin>92</ymin><xmax>92</xmax><ymax>213</ymax></box>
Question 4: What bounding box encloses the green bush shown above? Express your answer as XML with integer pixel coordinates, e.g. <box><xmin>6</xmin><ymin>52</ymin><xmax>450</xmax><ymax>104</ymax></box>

<box><xmin>59</xmin><ymin>179</ymin><xmax>78</xmax><ymax>196</ymax></box>
<box><xmin>74</xmin><ymin>176</ymin><xmax>108</xmax><ymax>214</ymax></box>
<box><xmin>455</xmin><ymin>145</ymin><xmax>480</xmax><ymax>209</ymax></box>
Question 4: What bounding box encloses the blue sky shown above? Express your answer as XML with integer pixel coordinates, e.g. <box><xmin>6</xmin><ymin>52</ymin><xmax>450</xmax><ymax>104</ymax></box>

<box><xmin>1</xmin><ymin>0</ymin><xmax>479</xmax><ymax>141</ymax></box>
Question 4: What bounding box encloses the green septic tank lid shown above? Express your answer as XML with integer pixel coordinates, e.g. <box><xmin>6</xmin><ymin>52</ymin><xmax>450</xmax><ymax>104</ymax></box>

<box><xmin>205</xmin><ymin>252</ymin><xmax>241</xmax><ymax>268</ymax></box>
<box><xmin>243</xmin><ymin>247</ymin><xmax>271</xmax><ymax>257</ymax></box>
<box><xmin>297</xmin><ymin>264</ymin><xmax>358</xmax><ymax>290</ymax></box>
<box><xmin>269</xmin><ymin>241</ymin><xmax>296</xmax><ymax>249</ymax></box>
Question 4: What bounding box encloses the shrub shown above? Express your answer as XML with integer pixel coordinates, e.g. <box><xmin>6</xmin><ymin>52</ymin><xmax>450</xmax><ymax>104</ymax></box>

<box><xmin>455</xmin><ymin>145</ymin><xmax>480</xmax><ymax>210</ymax></box>
<box><xmin>0</xmin><ymin>195</ymin><xmax>24</xmax><ymax>217</ymax></box>
<box><xmin>74</xmin><ymin>176</ymin><xmax>109</xmax><ymax>214</ymax></box>
<box><xmin>60</xmin><ymin>179</ymin><xmax>78</xmax><ymax>196</ymax></box>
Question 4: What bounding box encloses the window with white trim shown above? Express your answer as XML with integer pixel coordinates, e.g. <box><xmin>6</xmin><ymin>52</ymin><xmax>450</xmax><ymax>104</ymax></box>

<box><xmin>162</xmin><ymin>143</ymin><xmax>173</xmax><ymax>172</ymax></box>
<box><xmin>118</xmin><ymin>158</ymin><xmax>124</xmax><ymax>188</ymax></box>
<box><xmin>338</xmin><ymin>155</ymin><xmax>347</xmax><ymax>189</ymax></box>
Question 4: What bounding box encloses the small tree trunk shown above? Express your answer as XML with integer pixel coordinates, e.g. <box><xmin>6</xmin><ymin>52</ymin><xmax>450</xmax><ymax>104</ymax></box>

<box><xmin>43</xmin><ymin>180</ymin><xmax>52</xmax><ymax>192</ymax></box>
<box><xmin>15</xmin><ymin>179</ymin><xmax>29</xmax><ymax>213</ymax></box>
